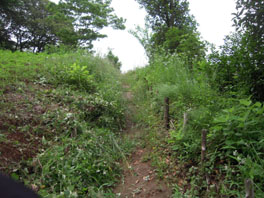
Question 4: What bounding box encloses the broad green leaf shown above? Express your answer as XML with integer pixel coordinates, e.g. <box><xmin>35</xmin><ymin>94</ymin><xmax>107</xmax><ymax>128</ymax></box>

<box><xmin>213</xmin><ymin>115</ymin><xmax>229</xmax><ymax>123</ymax></box>
<box><xmin>239</xmin><ymin>99</ymin><xmax>252</xmax><ymax>106</ymax></box>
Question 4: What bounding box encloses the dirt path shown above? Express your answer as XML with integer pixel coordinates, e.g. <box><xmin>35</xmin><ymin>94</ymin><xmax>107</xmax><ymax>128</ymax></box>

<box><xmin>113</xmin><ymin>85</ymin><xmax>172</xmax><ymax>198</ymax></box>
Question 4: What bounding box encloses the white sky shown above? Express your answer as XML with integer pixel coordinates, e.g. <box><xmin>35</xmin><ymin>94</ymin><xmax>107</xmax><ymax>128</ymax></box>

<box><xmin>188</xmin><ymin>0</ymin><xmax>236</xmax><ymax>47</ymax></box>
<box><xmin>93</xmin><ymin>0</ymin><xmax>147</xmax><ymax>72</ymax></box>
<box><xmin>51</xmin><ymin>0</ymin><xmax>237</xmax><ymax>72</ymax></box>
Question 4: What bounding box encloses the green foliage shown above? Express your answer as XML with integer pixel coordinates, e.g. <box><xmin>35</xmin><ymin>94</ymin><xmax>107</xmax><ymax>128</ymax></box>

<box><xmin>0</xmin><ymin>0</ymin><xmax>125</xmax><ymax>51</ymax></box>
<box><xmin>64</xmin><ymin>63</ymin><xmax>95</xmax><ymax>91</ymax></box>
<box><xmin>127</xmin><ymin>49</ymin><xmax>264</xmax><ymax>196</ymax></box>
<box><xmin>0</xmin><ymin>49</ymin><xmax>131</xmax><ymax>197</ymax></box>
<box><xmin>136</xmin><ymin>0</ymin><xmax>194</xmax><ymax>31</ymax></box>
<box><xmin>204</xmin><ymin>98</ymin><xmax>264</xmax><ymax>196</ymax></box>
<box><xmin>0</xmin><ymin>50</ymin><xmax>46</xmax><ymax>88</ymax></box>
<box><xmin>129</xmin><ymin>25</ymin><xmax>153</xmax><ymax>59</ymax></box>
<box><xmin>74</xmin><ymin>93</ymin><xmax>124</xmax><ymax>130</ymax></box>
<box><xmin>205</xmin><ymin>33</ymin><xmax>252</xmax><ymax>96</ymax></box>
<box><xmin>0</xmin><ymin>0</ymin><xmax>73</xmax><ymax>52</ymax></box>
<box><xmin>125</xmin><ymin>0</ymin><xmax>264</xmax><ymax>196</ymax></box>
<box><xmin>211</xmin><ymin>98</ymin><xmax>264</xmax><ymax>165</ymax></box>
<box><xmin>106</xmin><ymin>49</ymin><xmax>122</xmax><ymax>70</ymax></box>
<box><xmin>58</xmin><ymin>0</ymin><xmax>126</xmax><ymax>49</ymax></box>
<box><xmin>27</xmin><ymin>129</ymin><xmax>131</xmax><ymax>197</ymax></box>
<box><xmin>205</xmin><ymin>1</ymin><xmax>264</xmax><ymax>101</ymax></box>
<box><xmin>141</xmin><ymin>51</ymin><xmax>214</xmax><ymax>109</ymax></box>
<box><xmin>134</xmin><ymin>0</ymin><xmax>205</xmax><ymax>64</ymax></box>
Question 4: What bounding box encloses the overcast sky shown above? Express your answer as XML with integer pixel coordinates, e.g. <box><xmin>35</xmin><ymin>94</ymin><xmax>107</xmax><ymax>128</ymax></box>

<box><xmin>93</xmin><ymin>0</ymin><xmax>147</xmax><ymax>72</ymax></box>
<box><xmin>188</xmin><ymin>0</ymin><xmax>236</xmax><ymax>47</ymax></box>
<box><xmin>51</xmin><ymin>0</ymin><xmax>237</xmax><ymax>72</ymax></box>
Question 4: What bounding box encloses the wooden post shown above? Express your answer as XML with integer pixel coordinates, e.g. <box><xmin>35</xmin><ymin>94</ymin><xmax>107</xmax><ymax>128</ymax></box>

<box><xmin>201</xmin><ymin>129</ymin><xmax>210</xmax><ymax>189</ymax></box>
<box><xmin>201</xmin><ymin>129</ymin><xmax>207</xmax><ymax>162</ymax></box>
<box><xmin>164</xmin><ymin>97</ymin><xmax>170</xmax><ymax>130</ymax></box>
<box><xmin>149</xmin><ymin>86</ymin><xmax>153</xmax><ymax>95</ymax></box>
<box><xmin>182</xmin><ymin>112</ymin><xmax>188</xmax><ymax>132</ymax></box>
<box><xmin>245</xmin><ymin>179</ymin><xmax>254</xmax><ymax>198</ymax></box>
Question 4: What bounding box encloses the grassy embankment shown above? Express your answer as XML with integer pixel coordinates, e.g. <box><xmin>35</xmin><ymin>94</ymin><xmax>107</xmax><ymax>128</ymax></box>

<box><xmin>0</xmin><ymin>50</ymin><xmax>134</xmax><ymax>197</ymax></box>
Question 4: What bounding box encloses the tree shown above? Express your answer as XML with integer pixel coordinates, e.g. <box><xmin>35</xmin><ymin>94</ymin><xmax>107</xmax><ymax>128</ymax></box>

<box><xmin>234</xmin><ymin>0</ymin><xmax>264</xmax><ymax>100</ymax></box>
<box><xmin>0</xmin><ymin>0</ymin><xmax>125</xmax><ymax>52</ymax></box>
<box><xmin>135</xmin><ymin>0</ymin><xmax>205</xmax><ymax>64</ymax></box>
<box><xmin>0</xmin><ymin>0</ymin><xmax>74</xmax><ymax>52</ymax></box>
<box><xmin>129</xmin><ymin>25</ymin><xmax>153</xmax><ymax>59</ymax></box>
<box><xmin>136</xmin><ymin>0</ymin><xmax>194</xmax><ymax>30</ymax></box>
<box><xmin>22</xmin><ymin>0</ymin><xmax>75</xmax><ymax>52</ymax></box>
<box><xmin>205</xmin><ymin>0</ymin><xmax>264</xmax><ymax>100</ymax></box>
<box><xmin>162</xmin><ymin>26</ymin><xmax>205</xmax><ymax>64</ymax></box>
<box><xmin>226</xmin><ymin>0</ymin><xmax>264</xmax><ymax>100</ymax></box>
<box><xmin>106</xmin><ymin>49</ymin><xmax>122</xmax><ymax>70</ymax></box>
<box><xmin>206</xmin><ymin>32</ymin><xmax>248</xmax><ymax>93</ymax></box>
<box><xmin>0</xmin><ymin>0</ymin><xmax>20</xmax><ymax>50</ymax></box>
<box><xmin>58</xmin><ymin>0</ymin><xmax>126</xmax><ymax>49</ymax></box>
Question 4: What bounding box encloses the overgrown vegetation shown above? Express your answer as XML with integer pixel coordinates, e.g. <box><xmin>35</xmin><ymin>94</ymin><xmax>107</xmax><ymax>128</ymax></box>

<box><xmin>0</xmin><ymin>50</ymin><xmax>133</xmax><ymax>197</ymax></box>
<box><xmin>126</xmin><ymin>52</ymin><xmax>264</xmax><ymax>197</ymax></box>
<box><xmin>1</xmin><ymin>0</ymin><xmax>264</xmax><ymax>197</ymax></box>
<box><xmin>126</xmin><ymin>0</ymin><xmax>264</xmax><ymax>197</ymax></box>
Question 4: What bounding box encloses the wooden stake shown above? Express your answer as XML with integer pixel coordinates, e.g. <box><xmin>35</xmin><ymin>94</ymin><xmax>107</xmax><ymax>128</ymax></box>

<box><xmin>245</xmin><ymin>179</ymin><xmax>254</xmax><ymax>198</ymax></box>
<box><xmin>183</xmin><ymin>112</ymin><xmax>188</xmax><ymax>132</ymax></box>
<box><xmin>164</xmin><ymin>97</ymin><xmax>170</xmax><ymax>130</ymax></box>
<box><xmin>201</xmin><ymin>129</ymin><xmax>207</xmax><ymax>162</ymax></box>
<box><xmin>201</xmin><ymin>129</ymin><xmax>210</xmax><ymax>188</ymax></box>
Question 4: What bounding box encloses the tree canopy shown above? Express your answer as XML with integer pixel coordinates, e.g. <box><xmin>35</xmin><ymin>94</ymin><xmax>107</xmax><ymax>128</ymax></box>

<box><xmin>234</xmin><ymin>0</ymin><xmax>264</xmax><ymax>100</ymax></box>
<box><xmin>0</xmin><ymin>0</ymin><xmax>125</xmax><ymax>52</ymax></box>
<box><xmin>136</xmin><ymin>0</ymin><xmax>194</xmax><ymax>30</ymax></box>
<box><xmin>106</xmin><ymin>49</ymin><xmax>122</xmax><ymax>70</ymax></box>
<box><xmin>208</xmin><ymin>0</ymin><xmax>264</xmax><ymax>101</ymax></box>
<box><xmin>58</xmin><ymin>0</ymin><xmax>125</xmax><ymax>49</ymax></box>
<box><xmin>135</xmin><ymin>0</ymin><xmax>205</xmax><ymax>65</ymax></box>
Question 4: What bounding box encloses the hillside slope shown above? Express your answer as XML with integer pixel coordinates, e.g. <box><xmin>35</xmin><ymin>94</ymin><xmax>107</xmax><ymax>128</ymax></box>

<box><xmin>0</xmin><ymin>50</ymin><xmax>133</xmax><ymax>197</ymax></box>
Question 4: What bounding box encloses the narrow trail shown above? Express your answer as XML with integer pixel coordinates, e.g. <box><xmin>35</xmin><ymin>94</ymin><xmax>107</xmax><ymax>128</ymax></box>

<box><xmin>113</xmin><ymin>85</ymin><xmax>172</xmax><ymax>198</ymax></box>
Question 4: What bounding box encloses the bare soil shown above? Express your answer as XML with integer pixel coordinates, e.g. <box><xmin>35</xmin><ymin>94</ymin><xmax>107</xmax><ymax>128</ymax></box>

<box><xmin>0</xmin><ymin>84</ymin><xmax>57</xmax><ymax>173</ymax></box>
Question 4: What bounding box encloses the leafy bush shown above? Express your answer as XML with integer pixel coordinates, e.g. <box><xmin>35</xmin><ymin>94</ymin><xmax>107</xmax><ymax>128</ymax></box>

<box><xmin>64</xmin><ymin>63</ymin><xmax>95</xmax><ymax>91</ymax></box>
<box><xmin>211</xmin><ymin>98</ymin><xmax>264</xmax><ymax>156</ymax></box>
<box><xmin>208</xmin><ymin>98</ymin><xmax>264</xmax><ymax>196</ymax></box>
